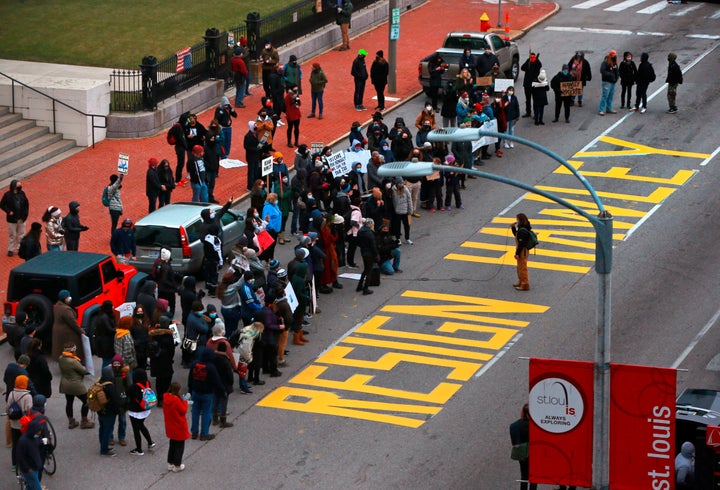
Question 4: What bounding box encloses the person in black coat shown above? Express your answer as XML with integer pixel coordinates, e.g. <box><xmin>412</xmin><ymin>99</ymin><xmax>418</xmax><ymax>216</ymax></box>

<box><xmin>61</xmin><ymin>201</ymin><xmax>88</xmax><ymax>251</ymax></box>
<box><xmin>475</xmin><ymin>45</ymin><xmax>500</xmax><ymax>82</ymax></box>
<box><xmin>567</xmin><ymin>51</ymin><xmax>592</xmax><ymax>107</ymax></box>
<box><xmin>157</xmin><ymin>159</ymin><xmax>176</xmax><ymax>207</ymax></box>
<box><xmin>131</xmin><ymin>305</ymin><xmax>151</xmax><ymax>370</ymax></box>
<box><xmin>168</xmin><ymin>115</ymin><xmax>188</xmax><ymax>184</ymax></box>
<box><xmin>18</xmin><ymin>222</ymin><xmax>42</xmax><ymax>261</ymax></box>
<box><xmin>93</xmin><ymin>300</ymin><xmax>117</xmax><ymax>368</ymax></box>
<box><xmin>212</xmin><ymin>342</ymin><xmax>234</xmax><ymax>427</ymax></box>
<box><xmin>665</xmin><ymin>52</ymin><xmax>683</xmax><ymax>114</ymax></box>
<box><xmin>183</xmin><ymin>114</ymin><xmax>207</xmax><ymax>166</ymax></box>
<box><xmin>520</xmin><ymin>52</ymin><xmax>542</xmax><ymax>117</ymax></box>
<box><xmin>370</xmin><ymin>50</ymin><xmax>389</xmax><ymax>111</ymax></box>
<box><xmin>427</xmin><ymin>54</ymin><xmax>447</xmax><ymax>111</ymax></box>
<box><xmin>509</xmin><ymin>403</ymin><xmax>536</xmax><ymax>490</ymax></box>
<box><xmin>441</xmin><ymin>80</ymin><xmax>458</xmax><ymax>128</ymax></box>
<box><xmin>0</xmin><ymin>179</ymin><xmax>30</xmax><ymax>257</ymax></box>
<box><xmin>148</xmin><ymin>317</ymin><xmax>175</xmax><ymax>406</ymax></box>
<box><xmin>243</xmin><ymin>125</ymin><xmax>262</xmax><ymax>191</ymax></box>
<box><xmin>145</xmin><ymin>158</ymin><xmax>165</xmax><ymax>213</ymax></box>
<box><xmin>26</xmin><ymin>339</ymin><xmax>52</xmax><ymax>398</ymax></box>
<box><xmin>459</xmin><ymin>48</ymin><xmax>477</xmax><ymax>80</ymax></box>
<box><xmin>633</xmin><ymin>52</ymin><xmax>655</xmax><ymax>113</ymax></box>
<box><xmin>355</xmin><ymin>218</ymin><xmax>378</xmax><ymax>295</ymax></box>
<box><xmin>98</xmin><ymin>365</ymin><xmax>121</xmax><ymax>456</ymax></box>
<box><xmin>351</xmin><ymin>50</ymin><xmax>369</xmax><ymax>110</ymax></box>
<box><xmin>618</xmin><ymin>51</ymin><xmax>638</xmax><ymax>109</ymax></box>
<box><xmin>550</xmin><ymin>65</ymin><xmax>574</xmax><ymax>123</ymax></box>
<box><xmin>126</xmin><ymin>368</ymin><xmax>155</xmax><ymax>454</ymax></box>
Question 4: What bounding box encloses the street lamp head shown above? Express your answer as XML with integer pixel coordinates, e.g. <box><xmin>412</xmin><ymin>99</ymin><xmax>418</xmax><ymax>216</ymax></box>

<box><xmin>427</xmin><ymin>127</ymin><xmax>480</xmax><ymax>142</ymax></box>
<box><xmin>377</xmin><ymin>161</ymin><xmax>435</xmax><ymax>178</ymax></box>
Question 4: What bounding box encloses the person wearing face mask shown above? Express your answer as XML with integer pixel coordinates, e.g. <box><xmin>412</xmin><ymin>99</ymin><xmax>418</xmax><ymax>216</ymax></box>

<box><xmin>476</xmin><ymin>45</ymin><xmax>500</xmax><ymax>84</ymax></box>
<box><xmin>284</xmin><ymin>85</ymin><xmax>302</xmax><ymax>148</ymax></box>
<box><xmin>1</xmin><ymin>179</ymin><xmax>29</xmax><ymax>258</ymax></box>
<box><xmin>261</xmin><ymin>193</ymin><xmax>282</xmax><ymax>261</ymax></box>
<box><xmin>598</xmin><ymin>49</ymin><xmax>619</xmax><ymax>115</ymax></box>
<box><xmin>260</xmin><ymin>39</ymin><xmax>280</xmax><ymax>98</ymax></box>
<box><xmin>239</xmin><ymin>271</ymin><xmax>263</xmax><ymax>326</ymax></box>
<box><xmin>199</xmin><ymin>199</ymin><xmax>233</xmax><ymax>297</ymax></box>
<box><xmin>520</xmin><ymin>52</ymin><xmax>542</xmax><ymax>118</ymax></box>
<box><xmin>273</xmin><ymin>173</ymin><xmax>293</xmax><ymax>245</ymax></box>
<box><xmin>456</xmin><ymin>91</ymin><xmax>472</xmax><ymax>126</ymax></box>
<box><xmin>531</xmin><ymin>69</ymin><xmax>549</xmax><ymax>125</ymax></box>
<box><xmin>441</xmin><ymin>80</ymin><xmax>458</xmax><ymax>128</ymax></box>
<box><xmin>370</xmin><ymin>50</ymin><xmax>389</xmax><ymax>111</ymax></box>
<box><xmin>186</xmin><ymin>301</ymin><xmax>210</xmax><ymax>353</ymax></box>
<box><xmin>490</xmin><ymin>96</ymin><xmax>507</xmax><ymax>157</ymax></box>
<box><xmin>502</xmin><ymin>86</ymin><xmax>520</xmax><ymax>148</ymax></box>
<box><xmin>61</xmin><ymin>201</ymin><xmax>89</xmax><ymax>251</ymax></box>
<box><xmin>550</xmin><ymin>64</ymin><xmax>574</xmax><ymax>123</ymax></box>
<box><xmin>130</xmin><ymin>305</ymin><xmax>150</xmax><ymax>370</ymax></box>
<box><xmin>51</xmin><ymin>290</ymin><xmax>86</xmax><ymax>364</ymax></box>
<box><xmin>618</xmin><ymin>52</ymin><xmax>637</xmax><ymax>110</ymax></box>
<box><xmin>188</xmin><ymin>145</ymin><xmax>208</xmax><ymax>203</ymax></box>
<box><xmin>459</xmin><ymin>48</ymin><xmax>477</xmax><ymax>81</ymax></box>
<box><xmin>415</xmin><ymin>102</ymin><xmax>436</xmax><ymax>134</ymax></box>
<box><xmin>567</xmin><ymin>51</ymin><xmax>592</xmax><ymax>107</ymax></box>
<box><xmin>213</xmin><ymin>97</ymin><xmax>236</xmax><ymax>160</ymax></box>
<box><xmin>283</xmin><ymin>55</ymin><xmax>303</xmax><ymax>94</ymax></box>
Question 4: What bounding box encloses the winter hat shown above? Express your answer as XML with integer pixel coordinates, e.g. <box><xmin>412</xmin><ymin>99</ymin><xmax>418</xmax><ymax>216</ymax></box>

<box><xmin>191</xmin><ymin>300</ymin><xmax>204</xmax><ymax>312</ymax></box>
<box><xmin>269</xmin><ymin>259</ymin><xmax>280</xmax><ymax>270</ymax></box>
<box><xmin>423</xmin><ymin>142</ymin><xmax>432</xmax><ymax>149</ymax></box>
<box><xmin>193</xmin><ymin>145</ymin><xmax>204</xmax><ymax>153</ymax></box>
<box><xmin>274</xmin><ymin>152</ymin><xmax>283</xmax><ymax>159</ymax></box>
<box><xmin>49</xmin><ymin>206</ymin><xmax>62</xmax><ymax>217</ymax></box>
<box><xmin>243</xmin><ymin>270</ymin><xmax>254</xmax><ymax>282</ymax></box>
<box><xmin>156</xmin><ymin>297</ymin><xmax>169</xmax><ymax>311</ymax></box>
<box><xmin>277</xmin><ymin>268</ymin><xmax>287</xmax><ymax>278</ymax></box>
<box><xmin>58</xmin><ymin>289</ymin><xmax>71</xmax><ymax>302</ymax></box>
<box><xmin>537</xmin><ymin>69</ymin><xmax>547</xmax><ymax>82</ymax></box>
<box><xmin>112</xmin><ymin>353</ymin><xmax>124</xmax><ymax>366</ymax></box>
<box><xmin>15</xmin><ymin>312</ymin><xmax>27</xmax><ymax>325</ymax></box>
<box><xmin>234</xmin><ymin>46</ymin><xmax>243</xmax><ymax>56</ymax></box>
<box><xmin>239</xmin><ymin>36</ymin><xmax>248</xmax><ymax>46</ymax></box>
<box><xmin>668</xmin><ymin>52</ymin><xmax>677</xmax><ymax>62</ymax></box>
<box><xmin>295</xmin><ymin>247</ymin><xmax>309</xmax><ymax>260</ymax></box>
<box><xmin>358</xmin><ymin>49</ymin><xmax>368</xmax><ymax>56</ymax></box>
<box><xmin>32</xmin><ymin>394</ymin><xmax>46</xmax><ymax>413</ymax></box>
<box><xmin>18</xmin><ymin>355</ymin><xmax>30</xmax><ymax>366</ymax></box>
<box><xmin>376</xmin><ymin>50</ymin><xmax>384</xmax><ymax>57</ymax></box>
<box><xmin>289</xmin><ymin>54</ymin><xmax>297</xmax><ymax>62</ymax></box>
<box><xmin>15</xmin><ymin>375</ymin><xmax>28</xmax><ymax>390</ymax></box>
<box><xmin>609</xmin><ymin>49</ymin><xmax>617</xmax><ymax>57</ymax></box>
<box><xmin>160</xmin><ymin>248</ymin><xmax>171</xmax><ymax>261</ymax></box>
<box><xmin>148</xmin><ymin>157</ymin><xmax>159</xmax><ymax>167</ymax></box>
<box><xmin>158</xmin><ymin>316</ymin><xmax>171</xmax><ymax>329</ymax></box>
<box><xmin>109</xmin><ymin>175</ymin><xmax>119</xmax><ymax>184</ymax></box>
<box><xmin>24</xmin><ymin>325</ymin><xmax>36</xmax><ymax>336</ymax></box>
<box><xmin>445</xmin><ymin>154</ymin><xmax>456</xmax><ymax>164</ymax></box>
<box><xmin>562</xmin><ymin>64</ymin><xmax>569</xmax><ymax>71</ymax></box>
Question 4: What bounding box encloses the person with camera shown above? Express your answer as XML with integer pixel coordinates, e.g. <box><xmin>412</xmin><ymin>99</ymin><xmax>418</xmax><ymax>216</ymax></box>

<box><xmin>284</xmin><ymin>85</ymin><xmax>302</xmax><ymax>148</ymax></box>
<box><xmin>427</xmin><ymin>54</ymin><xmax>447</xmax><ymax>112</ymax></box>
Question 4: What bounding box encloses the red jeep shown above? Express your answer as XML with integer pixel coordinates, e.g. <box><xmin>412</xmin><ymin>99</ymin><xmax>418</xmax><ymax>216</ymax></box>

<box><xmin>2</xmin><ymin>252</ymin><xmax>149</xmax><ymax>352</ymax></box>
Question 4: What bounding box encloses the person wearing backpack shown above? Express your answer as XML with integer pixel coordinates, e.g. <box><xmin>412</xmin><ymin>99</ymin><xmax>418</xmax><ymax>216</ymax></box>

<box><xmin>126</xmin><ymin>368</ymin><xmax>156</xmax><ymax>456</ymax></box>
<box><xmin>187</xmin><ymin>347</ymin><xmax>224</xmax><ymax>441</ymax></box>
<box><xmin>104</xmin><ymin>174</ymin><xmax>124</xmax><ymax>234</ymax></box>
<box><xmin>511</xmin><ymin>213</ymin><xmax>534</xmax><ymax>291</ymax></box>
<box><xmin>6</xmin><ymin>374</ymin><xmax>32</xmax><ymax>471</ymax></box>
<box><xmin>97</xmin><ymin>365</ymin><xmax>121</xmax><ymax>457</ymax></box>
<box><xmin>109</xmin><ymin>354</ymin><xmax>130</xmax><ymax>448</ymax></box>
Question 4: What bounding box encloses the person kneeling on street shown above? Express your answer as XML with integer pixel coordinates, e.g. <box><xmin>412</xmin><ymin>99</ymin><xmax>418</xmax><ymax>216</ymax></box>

<box><xmin>376</xmin><ymin>223</ymin><xmax>402</xmax><ymax>275</ymax></box>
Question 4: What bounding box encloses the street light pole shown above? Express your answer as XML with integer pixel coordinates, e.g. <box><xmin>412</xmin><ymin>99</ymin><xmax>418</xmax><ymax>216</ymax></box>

<box><xmin>379</xmin><ymin>130</ymin><xmax>612</xmax><ymax>490</ymax></box>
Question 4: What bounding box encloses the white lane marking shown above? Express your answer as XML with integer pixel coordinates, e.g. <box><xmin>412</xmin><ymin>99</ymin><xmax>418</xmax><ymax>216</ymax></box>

<box><xmin>637</xmin><ymin>1</ymin><xmax>668</xmax><ymax>14</ymax></box>
<box><xmin>605</xmin><ymin>0</ymin><xmax>647</xmax><ymax>12</ymax></box>
<box><xmin>670</xmin><ymin>3</ymin><xmax>702</xmax><ymax>16</ymax></box>
<box><xmin>672</xmin><ymin>306</ymin><xmax>720</xmax><ymax>369</ymax></box>
<box><xmin>624</xmin><ymin>204</ymin><xmax>661</xmax><ymax>240</ymax></box>
<box><xmin>544</xmin><ymin>26</ymin><xmax>636</xmax><ymax>35</ymax></box>
<box><xmin>711</xmin><ymin>9</ymin><xmax>720</xmax><ymax>19</ymax></box>
<box><xmin>499</xmin><ymin>194</ymin><xmax>528</xmax><ymax>216</ymax></box>
<box><xmin>700</xmin><ymin>145</ymin><xmax>720</xmax><ymax>167</ymax></box>
<box><xmin>637</xmin><ymin>31</ymin><xmax>671</xmax><ymax>36</ymax></box>
<box><xmin>574</xmin><ymin>0</ymin><xmax>612</xmax><ymax>8</ymax></box>
<box><xmin>687</xmin><ymin>34</ymin><xmax>720</xmax><ymax>40</ymax></box>
<box><xmin>474</xmin><ymin>333</ymin><xmax>519</xmax><ymax>378</ymax></box>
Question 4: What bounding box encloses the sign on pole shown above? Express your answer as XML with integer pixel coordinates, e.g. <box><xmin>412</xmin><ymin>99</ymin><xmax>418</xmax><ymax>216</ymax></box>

<box><xmin>390</xmin><ymin>24</ymin><xmax>400</xmax><ymax>40</ymax></box>
<box><xmin>327</xmin><ymin>151</ymin><xmax>350</xmax><ymax>178</ymax></box>
<box><xmin>310</xmin><ymin>142</ymin><xmax>324</xmax><ymax>155</ymax></box>
<box><xmin>118</xmin><ymin>153</ymin><xmax>129</xmax><ymax>174</ymax></box>
<box><xmin>391</xmin><ymin>7</ymin><xmax>400</xmax><ymax>24</ymax></box>
<box><xmin>261</xmin><ymin>156</ymin><xmax>273</xmax><ymax>177</ymax></box>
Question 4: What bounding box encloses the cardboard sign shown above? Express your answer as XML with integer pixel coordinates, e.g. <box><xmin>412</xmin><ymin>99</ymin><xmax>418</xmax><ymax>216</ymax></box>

<box><xmin>261</xmin><ymin>156</ymin><xmax>273</xmax><ymax>177</ymax></box>
<box><xmin>560</xmin><ymin>81</ymin><xmax>583</xmax><ymax>97</ymax></box>
<box><xmin>475</xmin><ymin>76</ymin><xmax>493</xmax><ymax>87</ymax></box>
<box><xmin>327</xmin><ymin>151</ymin><xmax>350</xmax><ymax>178</ymax></box>
<box><xmin>117</xmin><ymin>153</ymin><xmax>129</xmax><ymax>174</ymax></box>
<box><xmin>310</xmin><ymin>142</ymin><xmax>324</xmax><ymax>155</ymax></box>
<box><xmin>494</xmin><ymin>78</ymin><xmax>515</xmax><ymax>93</ymax></box>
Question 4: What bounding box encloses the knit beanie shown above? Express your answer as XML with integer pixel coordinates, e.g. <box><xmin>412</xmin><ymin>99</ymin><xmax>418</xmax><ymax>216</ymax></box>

<box><xmin>15</xmin><ymin>375</ymin><xmax>29</xmax><ymax>390</ymax></box>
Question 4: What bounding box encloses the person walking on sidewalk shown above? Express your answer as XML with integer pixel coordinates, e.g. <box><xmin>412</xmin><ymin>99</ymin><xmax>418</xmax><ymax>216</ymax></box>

<box><xmin>598</xmin><ymin>49</ymin><xmax>619</xmax><ymax>115</ymax></box>
<box><xmin>520</xmin><ymin>52</ymin><xmax>542</xmax><ymax>118</ymax></box>
<box><xmin>1</xmin><ymin>179</ymin><xmax>29</xmax><ymax>257</ymax></box>
<box><xmin>634</xmin><ymin>52</ymin><xmax>656</xmax><ymax>113</ymax></box>
<box><xmin>666</xmin><ymin>52</ymin><xmax>683</xmax><ymax>114</ymax></box>
<box><xmin>351</xmin><ymin>49</ymin><xmax>369</xmax><ymax>111</ymax></box>
<box><xmin>511</xmin><ymin>213</ymin><xmax>533</xmax><ymax>291</ymax></box>
<box><xmin>371</xmin><ymin>50</ymin><xmax>389</xmax><ymax>111</ymax></box>
<box><xmin>230</xmin><ymin>47</ymin><xmax>248</xmax><ymax>108</ymax></box>
<box><xmin>308</xmin><ymin>63</ymin><xmax>328</xmax><ymax>119</ymax></box>
<box><xmin>336</xmin><ymin>0</ymin><xmax>353</xmax><ymax>51</ymax></box>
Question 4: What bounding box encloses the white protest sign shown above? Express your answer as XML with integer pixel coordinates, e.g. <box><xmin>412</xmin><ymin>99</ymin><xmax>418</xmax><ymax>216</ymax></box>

<box><xmin>471</xmin><ymin>119</ymin><xmax>499</xmax><ymax>152</ymax></box>
<box><xmin>344</xmin><ymin>149</ymin><xmax>372</xmax><ymax>173</ymax></box>
<box><xmin>310</xmin><ymin>142</ymin><xmax>324</xmax><ymax>155</ymax></box>
<box><xmin>261</xmin><ymin>156</ymin><xmax>273</xmax><ymax>177</ymax></box>
<box><xmin>220</xmin><ymin>158</ymin><xmax>247</xmax><ymax>169</ymax></box>
<box><xmin>284</xmin><ymin>282</ymin><xmax>299</xmax><ymax>313</ymax></box>
<box><xmin>118</xmin><ymin>153</ymin><xmax>129</xmax><ymax>174</ymax></box>
<box><xmin>494</xmin><ymin>78</ymin><xmax>515</xmax><ymax>93</ymax></box>
<box><xmin>115</xmin><ymin>302</ymin><xmax>136</xmax><ymax>318</ymax></box>
<box><xmin>327</xmin><ymin>151</ymin><xmax>350</xmax><ymax>178</ymax></box>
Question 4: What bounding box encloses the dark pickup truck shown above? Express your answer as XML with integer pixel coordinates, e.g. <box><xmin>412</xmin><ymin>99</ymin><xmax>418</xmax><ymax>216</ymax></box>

<box><xmin>418</xmin><ymin>31</ymin><xmax>520</xmax><ymax>94</ymax></box>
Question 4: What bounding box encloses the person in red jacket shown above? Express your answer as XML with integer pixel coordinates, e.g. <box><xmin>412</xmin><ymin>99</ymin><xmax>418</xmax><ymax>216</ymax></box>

<box><xmin>230</xmin><ymin>46</ymin><xmax>249</xmax><ymax>108</ymax></box>
<box><xmin>163</xmin><ymin>381</ymin><xmax>190</xmax><ymax>472</ymax></box>
<box><xmin>284</xmin><ymin>85</ymin><xmax>302</xmax><ymax>147</ymax></box>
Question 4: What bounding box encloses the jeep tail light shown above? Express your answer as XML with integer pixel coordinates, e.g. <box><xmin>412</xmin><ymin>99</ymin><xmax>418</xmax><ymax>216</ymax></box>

<box><xmin>4</xmin><ymin>302</ymin><xmax>13</xmax><ymax>317</ymax></box>
<box><xmin>418</xmin><ymin>62</ymin><xmax>422</xmax><ymax>77</ymax></box>
<box><xmin>179</xmin><ymin>226</ymin><xmax>192</xmax><ymax>258</ymax></box>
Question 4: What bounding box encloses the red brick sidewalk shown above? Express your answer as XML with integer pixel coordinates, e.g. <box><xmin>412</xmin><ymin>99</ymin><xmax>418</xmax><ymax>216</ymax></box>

<box><xmin>0</xmin><ymin>0</ymin><xmax>556</xmax><ymax>295</ymax></box>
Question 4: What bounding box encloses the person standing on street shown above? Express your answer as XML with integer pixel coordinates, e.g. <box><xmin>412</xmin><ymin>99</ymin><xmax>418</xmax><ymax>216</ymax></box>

<box><xmin>371</xmin><ymin>50</ymin><xmax>389</xmax><ymax>111</ymax></box>
<box><xmin>511</xmin><ymin>213</ymin><xmax>532</xmax><ymax>291</ymax></box>
<box><xmin>308</xmin><ymin>62</ymin><xmax>328</xmax><ymax>119</ymax></box>
<box><xmin>355</xmin><ymin>218</ymin><xmax>377</xmax><ymax>295</ymax></box>
<box><xmin>146</xmin><ymin>158</ymin><xmax>165</xmax><ymax>214</ymax></box>
<box><xmin>1</xmin><ymin>179</ymin><xmax>29</xmax><ymax>257</ymax></box>
<box><xmin>284</xmin><ymin>85</ymin><xmax>302</xmax><ymax>148</ymax></box>
<box><xmin>230</xmin><ymin>47</ymin><xmax>248</xmax><ymax>109</ymax></box>
<box><xmin>163</xmin><ymin>381</ymin><xmax>190</xmax><ymax>472</ymax></box>
<box><xmin>351</xmin><ymin>49</ymin><xmax>369</xmax><ymax>111</ymax></box>
<box><xmin>127</xmin><ymin>368</ymin><xmax>156</xmax><ymax>456</ymax></box>
<box><xmin>97</xmin><ymin>365</ymin><xmax>120</xmax><ymax>457</ymax></box>
<box><xmin>520</xmin><ymin>52</ymin><xmax>542</xmax><ymax>118</ymax></box>
<box><xmin>214</xmin><ymin>96</ymin><xmax>237</xmax><ymax>158</ymax></box>
<box><xmin>104</xmin><ymin>174</ymin><xmax>124</xmax><ymax>233</ymax></box>
<box><xmin>551</xmin><ymin>64</ymin><xmax>573</xmax><ymax>123</ymax></box>
<box><xmin>427</xmin><ymin>54</ymin><xmax>446</xmax><ymax>112</ymax></box>
<box><xmin>567</xmin><ymin>51</ymin><xmax>591</xmax><ymax>107</ymax></box>
<box><xmin>42</xmin><ymin>205</ymin><xmax>65</xmax><ymax>251</ymax></box>
<box><xmin>666</xmin><ymin>52</ymin><xmax>683</xmax><ymax>114</ymax></box>
<box><xmin>509</xmin><ymin>403</ymin><xmax>537</xmax><ymax>490</ymax></box>
<box><xmin>619</xmin><ymin>51</ymin><xmax>637</xmax><ymax>110</ymax></box>
<box><xmin>110</xmin><ymin>218</ymin><xmax>137</xmax><ymax>265</ymax></box>
<box><xmin>336</xmin><ymin>0</ymin><xmax>353</xmax><ymax>51</ymax></box>
<box><xmin>61</xmin><ymin>201</ymin><xmax>89</xmax><ymax>251</ymax></box>
<box><xmin>634</xmin><ymin>52</ymin><xmax>656</xmax><ymax>113</ymax></box>
<box><xmin>188</xmin><ymin>145</ymin><xmax>208</xmax><ymax>203</ymax></box>
<box><xmin>598</xmin><ymin>49</ymin><xmax>619</xmax><ymax>116</ymax></box>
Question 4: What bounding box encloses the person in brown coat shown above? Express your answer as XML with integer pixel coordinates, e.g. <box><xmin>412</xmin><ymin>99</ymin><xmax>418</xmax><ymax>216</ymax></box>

<box><xmin>51</xmin><ymin>290</ymin><xmax>85</xmax><ymax>363</ymax></box>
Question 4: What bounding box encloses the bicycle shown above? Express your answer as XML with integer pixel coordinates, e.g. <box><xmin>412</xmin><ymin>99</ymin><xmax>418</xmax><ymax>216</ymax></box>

<box><xmin>11</xmin><ymin>415</ymin><xmax>57</xmax><ymax>489</ymax></box>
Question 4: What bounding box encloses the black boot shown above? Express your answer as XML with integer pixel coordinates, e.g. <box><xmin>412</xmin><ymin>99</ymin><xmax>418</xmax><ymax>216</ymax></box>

<box><xmin>363</xmin><ymin>287</ymin><xmax>373</xmax><ymax>295</ymax></box>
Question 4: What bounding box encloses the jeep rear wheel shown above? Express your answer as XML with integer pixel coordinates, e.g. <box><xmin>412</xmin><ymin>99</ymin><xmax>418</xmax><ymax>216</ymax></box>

<box><xmin>17</xmin><ymin>294</ymin><xmax>53</xmax><ymax>351</ymax></box>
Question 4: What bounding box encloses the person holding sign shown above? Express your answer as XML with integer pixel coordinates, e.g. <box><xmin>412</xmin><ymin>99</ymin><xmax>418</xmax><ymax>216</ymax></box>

<box><xmin>567</xmin><ymin>51</ymin><xmax>591</xmax><ymax>107</ymax></box>
<box><xmin>550</xmin><ymin>64</ymin><xmax>573</xmax><ymax>123</ymax></box>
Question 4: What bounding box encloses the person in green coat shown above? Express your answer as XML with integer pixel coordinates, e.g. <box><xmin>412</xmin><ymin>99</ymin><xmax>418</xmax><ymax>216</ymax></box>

<box><xmin>272</xmin><ymin>175</ymin><xmax>294</xmax><ymax>244</ymax></box>
<box><xmin>58</xmin><ymin>342</ymin><xmax>94</xmax><ymax>430</ymax></box>
<box><xmin>308</xmin><ymin>62</ymin><xmax>328</xmax><ymax>119</ymax></box>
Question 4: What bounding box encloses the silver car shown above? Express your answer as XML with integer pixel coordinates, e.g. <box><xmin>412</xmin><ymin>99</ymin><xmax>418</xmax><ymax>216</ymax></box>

<box><xmin>130</xmin><ymin>202</ymin><xmax>245</xmax><ymax>275</ymax></box>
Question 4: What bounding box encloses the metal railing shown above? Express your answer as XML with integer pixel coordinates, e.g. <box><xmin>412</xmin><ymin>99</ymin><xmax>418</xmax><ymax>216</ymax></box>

<box><xmin>0</xmin><ymin>71</ymin><xmax>106</xmax><ymax>147</ymax></box>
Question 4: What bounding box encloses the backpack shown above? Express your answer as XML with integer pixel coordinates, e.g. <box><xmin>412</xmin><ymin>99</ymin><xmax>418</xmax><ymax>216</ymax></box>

<box><xmin>7</xmin><ymin>392</ymin><xmax>29</xmax><ymax>420</ymax></box>
<box><xmin>137</xmin><ymin>382</ymin><xmax>157</xmax><ymax>410</ymax></box>
<box><xmin>191</xmin><ymin>362</ymin><xmax>208</xmax><ymax>383</ymax></box>
<box><xmin>526</xmin><ymin>229</ymin><xmax>539</xmax><ymax>250</ymax></box>
<box><xmin>648</xmin><ymin>65</ymin><xmax>656</xmax><ymax>83</ymax></box>
<box><xmin>166</xmin><ymin>123</ymin><xmax>178</xmax><ymax>145</ymax></box>
<box><xmin>87</xmin><ymin>381</ymin><xmax>112</xmax><ymax>412</ymax></box>
<box><xmin>102</xmin><ymin>186</ymin><xmax>110</xmax><ymax>207</ymax></box>
<box><xmin>236</xmin><ymin>333</ymin><xmax>255</xmax><ymax>363</ymax></box>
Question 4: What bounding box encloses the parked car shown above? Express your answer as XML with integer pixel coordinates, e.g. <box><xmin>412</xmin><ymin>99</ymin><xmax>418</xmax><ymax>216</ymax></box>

<box><xmin>418</xmin><ymin>31</ymin><xmax>520</xmax><ymax>94</ymax></box>
<box><xmin>676</xmin><ymin>388</ymin><xmax>720</xmax><ymax>489</ymax></box>
<box><xmin>2</xmin><ymin>251</ymin><xmax>148</xmax><ymax>353</ymax></box>
<box><xmin>130</xmin><ymin>202</ymin><xmax>245</xmax><ymax>275</ymax></box>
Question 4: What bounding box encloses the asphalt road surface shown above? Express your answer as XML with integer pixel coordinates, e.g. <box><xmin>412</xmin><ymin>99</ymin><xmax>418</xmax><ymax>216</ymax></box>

<box><xmin>3</xmin><ymin>2</ymin><xmax>720</xmax><ymax>488</ymax></box>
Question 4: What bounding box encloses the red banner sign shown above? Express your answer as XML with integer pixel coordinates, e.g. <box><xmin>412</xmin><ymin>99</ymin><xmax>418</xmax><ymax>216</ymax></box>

<box><xmin>528</xmin><ymin>358</ymin><xmax>594</xmax><ymax>487</ymax></box>
<box><xmin>609</xmin><ymin>364</ymin><xmax>677</xmax><ymax>490</ymax></box>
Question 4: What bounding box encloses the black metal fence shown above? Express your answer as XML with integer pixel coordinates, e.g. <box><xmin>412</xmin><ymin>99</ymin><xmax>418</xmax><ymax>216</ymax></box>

<box><xmin>111</xmin><ymin>0</ymin><xmax>378</xmax><ymax>112</ymax></box>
